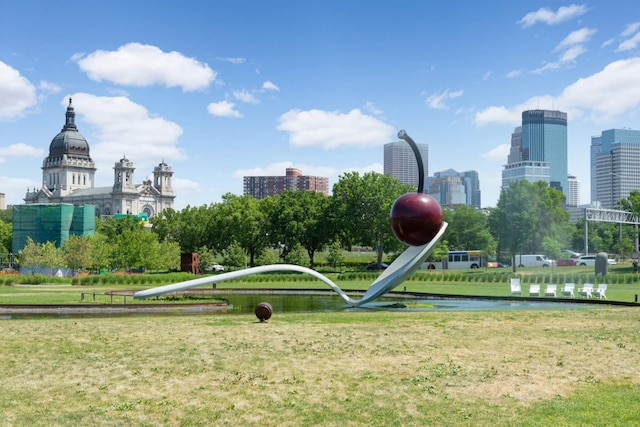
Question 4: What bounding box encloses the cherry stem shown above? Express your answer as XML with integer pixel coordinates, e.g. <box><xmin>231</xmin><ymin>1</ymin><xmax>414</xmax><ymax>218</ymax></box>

<box><xmin>397</xmin><ymin>130</ymin><xmax>425</xmax><ymax>193</ymax></box>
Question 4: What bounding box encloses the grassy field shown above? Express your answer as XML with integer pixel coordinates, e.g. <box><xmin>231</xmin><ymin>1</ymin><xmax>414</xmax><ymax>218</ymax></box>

<box><xmin>1</xmin><ymin>308</ymin><xmax>639</xmax><ymax>426</ymax></box>
<box><xmin>2</xmin><ymin>266</ymin><xmax>639</xmax><ymax>425</ymax></box>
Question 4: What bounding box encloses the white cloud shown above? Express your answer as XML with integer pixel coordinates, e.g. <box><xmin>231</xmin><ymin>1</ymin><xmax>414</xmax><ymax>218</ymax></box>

<box><xmin>38</xmin><ymin>80</ymin><xmax>62</xmax><ymax>95</ymax></box>
<box><xmin>233</xmin><ymin>89</ymin><xmax>260</xmax><ymax>104</ymax></box>
<box><xmin>262</xmin><ymin>81</ymin><xmax>279</xmax><ymax>91</ymax></box>
<box><xmin>474</xmin><ymin>106</ymin><xmax>521</xmax><ymax>127</ymax></box>
<box><xmin>518</xmin><ymin>4</ymin><xmax>588</xmax><ymax>28</ymax></box>
<box><xmin>75</xmin><ymin>43</ymin><xmax>216</xmax><ymax>91</ymax></box>
<box><xmin>556</xmin><ymin>28</ymin><xmax>597</xmax><ymax>50</ymax></box>
<box><xmin>559</xmin><ymin>57</ymin><xmax>640</xmax><ymax>119</ymax></box>
<box><xmin>481</xmin><ymin>144</ymin><xmax>511</xmax><ymax>162</ymax></box>
<box><xmin>0</xmin><ymin>61</ymin><xmax>37</xmax><ymax>121</ymax></box>
<box><xmin>66</xmin><ymin>93</ymin><xmax>186</xmax><ymax>179</ymax></box>
<box><xmin>621</xmin><ymin>22</ymin><xmax>640</xmax><ymax>37</ymax></box>
<box><xmin>506</xmin><ymin>69</ymin><xmax>523</xmax><ymax>78</ymax></box>
<box><xmin>277</xmin><ymin>108</ymin><xmax>395</xmax><ymax>149</ymax></box>
<box><xmin>476</xmin><ymin>57</ymin><xmax>640</xmax><ymax>126</ymax></box>
<box><xmin>217</xmin><ymin>57</ymin><xmax>246</xmax><ymax>64</ymax></box>
<box><xmin>207</xmin><ymin>100</ymin><xmax>243</xmax><ymax>118</ymax></box>
<box><xmin>363</xmin><ymin>101</ymin><xmax>383</xmax><ymax>115</ymax></box>
<box><xmin>0</xmin><ymin>176</ymin><xmax>40</xmax><ymax>206</ymax></box>
<box><xmin>532</xmin><ymin>28</ymin><xmax>595</xmax><ymax>74</ymax></box>
<box><xmin>424</xmin><ymin>89</ymin><xmax>463</xmax><ymax>110</ymax></box>
<box><xmin>617</xmin><ymin>32</ymin><xmax>640</xmax><ymax>52</ymax></box>
<box><xmin>0</xmin><ymin>143</ymin><xmax>43</xmax><ymax>159</ymax></box>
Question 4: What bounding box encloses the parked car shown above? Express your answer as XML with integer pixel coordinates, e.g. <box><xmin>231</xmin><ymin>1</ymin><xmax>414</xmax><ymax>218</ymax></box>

<box><xmin>366</xmin><ymin>262</ymin><xmax>388</xmax><ymax>270</ymax></box>
<box><xmin>557</xmin><ymin>258</ymin><xmax>576</xmax><ymax>266</ymax></box>
<box><xmin>560</xmin><ymin>249</ymin><xmax>581</xmax><ymax>259</ymax></box>
<box><xmin>516</xmin><ymin>254</ymin><xmax>556</xmax><ymax>267</ymax></box>
<box><xmin>205</xmin><ymin>264</ymin><xmax>225</xmax><ymax>272</ymax></box>
<box><xmin>577</xmin><ymin>255</ymin><xmax>596</xmax><ymax>266</ymax></box>
<box><xmin>576</xmin><ymin>255</ymin><xmax>617</xmax><ymax>266</ymax></box>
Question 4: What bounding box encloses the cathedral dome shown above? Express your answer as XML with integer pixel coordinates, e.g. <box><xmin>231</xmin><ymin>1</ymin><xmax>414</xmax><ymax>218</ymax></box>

<box><xmin>48</xmin><ymin>98</ymin><xmax>91</xmax><ymax>160</ymax></box>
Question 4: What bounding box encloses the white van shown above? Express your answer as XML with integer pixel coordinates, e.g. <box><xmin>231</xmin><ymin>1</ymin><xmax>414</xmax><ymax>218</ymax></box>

<box><xmin>516</xmin><ymin>254</ymin><xmax>556</xmax><ymax>268</ymax></box>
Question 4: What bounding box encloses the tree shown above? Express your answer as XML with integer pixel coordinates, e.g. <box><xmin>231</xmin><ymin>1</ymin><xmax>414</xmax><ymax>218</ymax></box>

<box><xmin>326</xmin><ymin>239</ymin><xmax>345</xmax><ymax>272</ymax></box>
<box><xmin>332</xmin><ymin>172</ymin><xmax>411</xmax><ymax>267</ymax></box>
<box><xmin>63</xmin><ymin>235</ymin><xmax>92</xmax><ymax>272</ymax></box>
<box><xmin>224</xmin><ymin>241</ymin><xmax>247</xmax><ymax>269</ymax></box>
<box><xmin>17</xmin><ymin>237</ymin><xmax>41</xmax><ymax>271</ymax></box>
<box><xmin>0</xmin><ymin>220</ymin><xmax>11</xmax><ymax>261</ymax></box>
<box><xmin>445</xmin><ymin>205</ymin><xmax>496</xmax><ymax>254</ymax></box>
<box><xmin>268</xmin><ymin>190</ymin><xmax>334</xmax><ymax>268</ymax></box>
<box><xmin>211</xmin><ymin>194</ymin><xmax>270</xmax><ymax>267</ymax></box>
<box><xmin>489</xmin><ymin>181</ymin><xmax>570</xmax><ymax>272</ymax></box>
<box><xmin>88</xmin><ymin>233</ymin><xmax>112</xmax><ymax>271</ymax></box>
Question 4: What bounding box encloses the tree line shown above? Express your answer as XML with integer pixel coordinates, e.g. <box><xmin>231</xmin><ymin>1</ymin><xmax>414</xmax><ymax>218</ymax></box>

<box><xmin>2</xmin><ymin>173</ymin><xmax>640</xmax><ymax>273</ymax></box>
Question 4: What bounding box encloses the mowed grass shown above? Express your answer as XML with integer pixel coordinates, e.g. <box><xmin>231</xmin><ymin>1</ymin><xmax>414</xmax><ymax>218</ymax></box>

<box><xmin>1</xmin><ymin>308</ymin><xmax>639</xmax><ymax>426</ymax></box>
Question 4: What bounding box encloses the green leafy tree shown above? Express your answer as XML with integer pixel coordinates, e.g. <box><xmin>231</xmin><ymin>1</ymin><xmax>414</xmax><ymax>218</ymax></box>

<box><xmin>284</xmin><ymin>243</ymin><xmax>307</xmax><ymax>266</ymax></box>
<box><xmin>268</xmin><ymin>190</ymin><xmax>334</xmax><ymax>268</ymax></box>
<box><xmin>211</xmin><ymin>194</ymin><xmax>270</xmax><ymax>267</ymax></box>
<box><xmin>224</xmin><ymin>241</ymin><xmax>247</xmax><ymax>269</ymax></box>
<box><xmin>62</xmin><ymin>235</ymin><xmax>92</xmax><ymax>272</ymax></box>
<box><xmin>332</xmin><ymin>171</ymin><xmax>411</xmax><ymax>268</ymax></box>
<box><xmin>255</xmin><ymin>248</ymin><xmax>278</xmax><ymax>266</ymax></box>
<box><xmin>326</xmin><ymin>239</ymin><xmax>345</xmax><ymax>272</ymax></box>
<box><xmin>88</xmin><ymin>233</ymin><xmax>112</xmax><ymax>271</ymax></box>
<box><xmin>446</xmin><ymin>205</ymin><xmax>496</xmax><ymax>254</ymax></box>
<box><xmin>40</xmin><ymin>241</ymin><xmax>65</xmax><ymax>274</ymax></box>
<box><xmin>152</xmin><ymin>205</ymin><xmax>215</xmax><ymax>252</ymax></box>
<box><xmin>17</xmin><ymin>237</ymin><xmax>41</xmax><ymax>271</ymax></box>
<box><xmin>0</xmin><ymin>220</ymin><xmax>11</xmax><ymax>261</ymax></box>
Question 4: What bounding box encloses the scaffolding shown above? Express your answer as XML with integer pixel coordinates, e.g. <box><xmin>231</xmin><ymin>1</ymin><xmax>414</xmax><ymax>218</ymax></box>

<box><xmin>12</xmin><ymin>204</ymin><xmax>95</xmax><ymax>253</ymax></box>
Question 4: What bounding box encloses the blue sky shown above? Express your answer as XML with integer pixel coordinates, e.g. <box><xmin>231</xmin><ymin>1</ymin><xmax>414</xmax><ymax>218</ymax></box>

<box><xmin>1</xmin><ymin>1</ymin><xmax>640</xmax><ymax>210</ymax></box>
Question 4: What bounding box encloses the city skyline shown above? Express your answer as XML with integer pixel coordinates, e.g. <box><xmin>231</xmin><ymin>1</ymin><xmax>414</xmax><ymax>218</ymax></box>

<box><xmin>2</xmin><ymin>1</ymin><xmax>640</xmax><ymax>210</ymax></box>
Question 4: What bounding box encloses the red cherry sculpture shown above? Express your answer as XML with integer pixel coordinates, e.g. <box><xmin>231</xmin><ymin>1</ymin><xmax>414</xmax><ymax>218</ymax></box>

<box><xmin>390</xmin><ymin>192</ymin><xmax>443</xmax><ymax>246</ymax></box>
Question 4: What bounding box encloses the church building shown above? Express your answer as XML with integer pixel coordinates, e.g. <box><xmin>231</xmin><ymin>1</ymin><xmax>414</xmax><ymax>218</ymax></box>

<box><xmin>24</xmin><ymin>98</ymin><xmax>175</xmax><ymax>218</ymax></box>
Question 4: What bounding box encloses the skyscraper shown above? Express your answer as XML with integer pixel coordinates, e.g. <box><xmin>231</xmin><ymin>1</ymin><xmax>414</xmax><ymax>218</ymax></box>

<box><xmin>567</xmin><ymin>175</ymin><xmax>580</xmax><ymax>207</ymax></box>
<box><xmin>383</xmin><ymin>140</ymin><xmax>429</xmax><ymax>189</ymax></box>
<box><xmin>426</xmin><ymin>169</ymin><xmax>481</xmax><ymax>208</ymax></box>
<box><xmin>591</xmin><ymin>128</ymin><xmax>640</xmax><ymax>209</ymax></box>
<box><xmin>502</xmin><ymin>109</ymin><xmax>568</xmax><ymax>199</ymax></box>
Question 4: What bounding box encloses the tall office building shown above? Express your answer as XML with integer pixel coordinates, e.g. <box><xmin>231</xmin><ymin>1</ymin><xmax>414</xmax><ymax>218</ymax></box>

<box><xmin>383</xmin><ymin>140</ymin><xmax>429</xmax><ymax>189</ymax></box>
<box><xmin>243</xmin><ymin>168</ymin><xmax>329</xmax><ymax>200</ymax></box>
<box><xmin>591</xmin><ymin>128</ymin><xmax>640</xmax><ymax>209</ymax></box>
<box><xmin>567</xmin><ymin>175</ymin><xmax>580</xmax><ymax>207</ymax></box>
<box><xmin>502</xmin><ymin>110</ymin><xmax>568</xmax><ymax>199</ymax></box>
<box><xmin>426</xmin><ymin>169</ymin><xmax>481</xmax><ymax>208</ymax></box>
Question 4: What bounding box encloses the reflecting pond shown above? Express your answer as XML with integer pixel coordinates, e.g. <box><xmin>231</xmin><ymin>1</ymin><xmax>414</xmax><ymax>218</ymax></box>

<box><xmin>0</xmin><ymin>291</ymin><xmax>599</xmax><ymax>320</ymax></box>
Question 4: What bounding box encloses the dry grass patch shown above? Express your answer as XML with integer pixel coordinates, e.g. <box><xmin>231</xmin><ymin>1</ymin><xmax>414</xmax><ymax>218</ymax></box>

<box><xmin>1</xmin><ymin>308</ymin><xmax>639</xmax><ymax>426</ymax></box>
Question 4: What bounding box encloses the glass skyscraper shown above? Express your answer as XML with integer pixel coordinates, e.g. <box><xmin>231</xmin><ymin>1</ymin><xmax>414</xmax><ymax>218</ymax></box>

<box><xmin>591</xmin><ymin>128</ymin><xmax>640</xmax><ymax>209</ymax></box>
<box><xmin>502</xmin><ymin>110</ymin><xmax>568</xmax><ymax>199</ymax></box>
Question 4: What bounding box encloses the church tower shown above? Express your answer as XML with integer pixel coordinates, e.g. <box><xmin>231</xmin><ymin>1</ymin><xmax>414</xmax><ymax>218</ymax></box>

<box><xmin>153</xmin><ymin>160</ymin><xmax>173</xmax><ymax>195</ymax></box>
<box><xmin>40</xmin><ymin>98</ymin><xmax>96</xmax><ymax>198</ymax></box>
<box><xmin>112</xmin><ymin>156</ymin><xmax>136</xmax><ymax>194</ymax></box>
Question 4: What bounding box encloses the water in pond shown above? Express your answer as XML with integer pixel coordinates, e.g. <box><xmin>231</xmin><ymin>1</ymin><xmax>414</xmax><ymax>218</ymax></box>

<box><xmin>0</xmin><ymin>292</ymin><xmax>597</xmax><ymax>320</ymax></box>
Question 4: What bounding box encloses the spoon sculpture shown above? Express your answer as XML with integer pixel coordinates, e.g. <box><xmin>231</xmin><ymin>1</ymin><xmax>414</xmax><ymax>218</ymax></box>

<box><xmin>134</xmin><ymin>130</ymin><xmax>446</xmax><ymax>307</ymax></box>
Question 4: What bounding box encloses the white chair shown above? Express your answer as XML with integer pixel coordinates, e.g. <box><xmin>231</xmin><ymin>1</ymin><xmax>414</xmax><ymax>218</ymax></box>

<box><xmin>561</xmin><ymin>283</ymin><xmax>575</xmax><ymax>298</ymax></box>
<box><xmin>594</xmin><ymin>284</ymin><xmax>607</xmax><ymax>299</ymax></box>
<box><xmin>510</xmin><ymin>278</ymin><xmax>521</xmax><ymax>296</ymax></box>
<box><xmin>529</xmin><ymin>284</ymin><xmax>540</xmax><ymax>296</ymax></box>
<box><xmin>578</xmin><ymin>283</ymin><xmax>593</xmax><ymax>298</ymax></box>
<box><xmin>544</xmin><ymin>284</ymin><xmax>557</xmax><ymax>297</ymax></box>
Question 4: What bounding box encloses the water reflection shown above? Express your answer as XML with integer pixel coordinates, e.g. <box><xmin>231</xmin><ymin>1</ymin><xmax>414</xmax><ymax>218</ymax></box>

<box><xmin>1</xmin><ymin>291</ymin><xmax>596</xmax><ymax>320</ymax></box>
